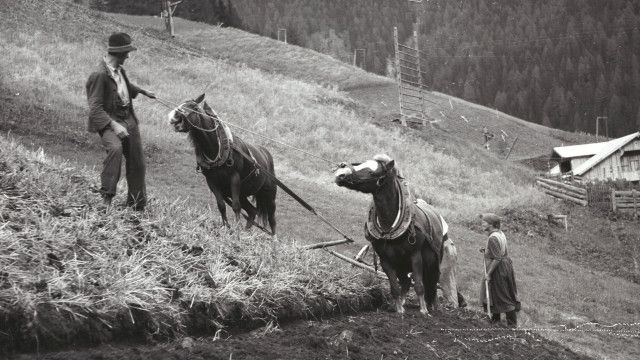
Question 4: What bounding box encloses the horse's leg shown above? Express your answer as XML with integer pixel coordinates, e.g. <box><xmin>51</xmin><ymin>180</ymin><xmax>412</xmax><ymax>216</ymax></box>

<box><xmin>410</xmin><ymin>248</ymin><xmax>429</xmax><ymax>316</ymax></box>
<box><xmin>266</xmin><ymin>191</ymin><xmax>277</xmax><ymax>238</ymax></box>
<box><xmin>422</xmin><ymin>247</ymin><xmax>440</xmax><ymax>312</ymax></box>
<box><xmin>205</xmin><ymin>178</ymin><xmax>229</xmax><ymax>228</ymax></box>
<box><xmin>229</xmin><ymin>172</ymin><xmax>242</xmax><ymax>226</ymax></box>
<box><xmin>378</xmin><ymin>256</ymin><xmax>403</xmax><ymax>314</ymax></box>
<box><xmin>240</xmin><ymin>197</ymin><xmax>257</xmax><ymax>231</ymax></box>
<box><xmin>398</xmin><ymin>271</ymin><xmax>411</xmax><ymax>309</ymax></box>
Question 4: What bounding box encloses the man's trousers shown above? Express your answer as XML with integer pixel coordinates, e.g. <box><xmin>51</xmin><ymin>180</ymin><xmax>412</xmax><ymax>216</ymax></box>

<box><xmin>99</xmin><ymin>113</ymin><xmax>146</xmax><ymax>210</ymax></box>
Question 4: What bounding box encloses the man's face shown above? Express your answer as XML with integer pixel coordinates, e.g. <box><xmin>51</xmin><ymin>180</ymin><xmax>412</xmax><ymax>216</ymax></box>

<box><xmin>114</xmin><ymin>52</ymin><xmax>129</xmax><ymax>67</ymax></box>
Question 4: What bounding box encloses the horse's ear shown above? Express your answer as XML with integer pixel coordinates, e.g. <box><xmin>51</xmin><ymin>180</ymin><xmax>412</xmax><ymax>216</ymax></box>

<box><xmin>194</xmin><ymin>93</ymin><xmax>206</xmax><ymax>104</ymax></box>
<box><xmin>385</xmin><ymin>160</ymin><xmax>395</xmax><ymax>171</ymax></box>
<box><xmin>202</xmin><ymin>101</ymin><xmax>214</xmax><ymax>116</ymax></box>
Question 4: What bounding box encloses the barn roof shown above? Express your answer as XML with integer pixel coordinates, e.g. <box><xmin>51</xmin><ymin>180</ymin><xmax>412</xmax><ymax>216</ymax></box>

<box><xmin>551</xmin><ymin>142</ymin><xmax>608</xmax><ymax>159</ymax></box>
<box><xmin>573</xmin><ymin>132</ymin><xmax>640</xmax><ymax>176</ymax></box>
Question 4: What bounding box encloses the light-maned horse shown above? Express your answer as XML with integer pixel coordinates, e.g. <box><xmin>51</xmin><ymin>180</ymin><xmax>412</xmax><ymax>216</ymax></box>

<box><xmin>334</xmin><ymin>154</ymin><xmax>444</xmax><ymax>315</ymax></box>
<box><xmin>168</xmin><ymin>94</ymin><xmax>277</xmax><ymax>235</ymax></box>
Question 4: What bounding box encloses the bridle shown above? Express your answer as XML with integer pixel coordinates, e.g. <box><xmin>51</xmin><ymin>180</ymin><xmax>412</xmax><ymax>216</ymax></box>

<box><xmin>176</xmin><ymin>101</ymin><xmax>220</xmax><ymax>133</ymax></box>
<box><xmin>337</xmin><ymin>161</ymin><xmax>391</xmax><ymax>188</ymax></box>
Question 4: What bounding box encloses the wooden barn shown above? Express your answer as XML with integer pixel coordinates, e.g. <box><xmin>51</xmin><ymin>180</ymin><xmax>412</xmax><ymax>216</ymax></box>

<box><xmin>549</xmin><ymin>132</ymin><xmax>640</xmax><ymax>182</ymax></box>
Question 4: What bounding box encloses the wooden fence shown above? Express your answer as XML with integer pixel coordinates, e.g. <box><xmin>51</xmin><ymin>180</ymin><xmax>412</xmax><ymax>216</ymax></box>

<box><xmin>612</xmin><ymin>189</ymin><xmax>640</xmax><ymax>216</ymax></box>
<box><xmin>535</xmin><ymin>177</ymin><xmax>588</xmax><ymax>206</ymax></box>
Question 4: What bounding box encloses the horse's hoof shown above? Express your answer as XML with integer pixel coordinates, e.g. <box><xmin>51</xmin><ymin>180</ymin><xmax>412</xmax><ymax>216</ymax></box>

<box><xmin>420</xmin><ymin>310</ymin><xmax>431</xmax><ymax>317</ymax></box>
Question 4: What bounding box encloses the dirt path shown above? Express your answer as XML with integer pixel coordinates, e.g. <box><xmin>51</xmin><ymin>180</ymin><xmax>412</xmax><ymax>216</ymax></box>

<box><xmin>11</xmin><ymin>307</ymin><xmax>587</xmax><ymax>360</ymax></box>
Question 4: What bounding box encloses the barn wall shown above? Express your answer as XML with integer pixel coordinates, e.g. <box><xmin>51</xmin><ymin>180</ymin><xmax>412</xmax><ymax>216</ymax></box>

<box><xmin>583</xmin><ymin>139</ymin><xmax>640</xmax><ymax>181</ymax></box>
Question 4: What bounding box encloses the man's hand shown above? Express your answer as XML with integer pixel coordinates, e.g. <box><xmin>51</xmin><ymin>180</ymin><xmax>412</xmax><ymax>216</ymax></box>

<box><xmin>142</xmin><ymin>90</ymin><xmax>156</xmax><ymax>99</ymax></box>
<box><xmin>111</xmin><ymin>121</ymin><xmax>129</xmax><ymax>139</ymax></box>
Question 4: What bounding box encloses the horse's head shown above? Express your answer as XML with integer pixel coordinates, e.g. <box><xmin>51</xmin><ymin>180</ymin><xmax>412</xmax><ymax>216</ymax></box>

<box><xmin>334</xmin><ymin>154</ymin><xmax>396</xmax><ymax>193</ymax></box>
<box><xmin>167</xmin><ymin>93</ymin><xmax>219</xmax><ymax>133</ymax></box>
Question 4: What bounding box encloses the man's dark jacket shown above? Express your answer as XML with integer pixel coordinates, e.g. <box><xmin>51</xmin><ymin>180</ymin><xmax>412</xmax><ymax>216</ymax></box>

<box><xmin>85</xmin><ymin>60</ymin><xmax>142</xmax><ymax>133</ymax></box>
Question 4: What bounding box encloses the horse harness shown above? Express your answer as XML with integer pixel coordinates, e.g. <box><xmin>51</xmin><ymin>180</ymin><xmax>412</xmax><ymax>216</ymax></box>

<box><xmin>365</xmin><ymin>176</ymin><xmax>415</xmax><ymax>242</ymax></box>
<box><xmin>364</xmin><ymin>171</ymin><xmax>444</xmax><ymax>264</ymax></box>
<box><xmin>191</xmin><ymin>108</ymin><xmax>261</xmax><ymax>186</ymax></box>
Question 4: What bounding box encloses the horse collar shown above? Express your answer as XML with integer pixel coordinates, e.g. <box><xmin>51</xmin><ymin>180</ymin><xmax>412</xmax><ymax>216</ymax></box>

<box><xmin>196</xmin><ymin>122</ymin><xmax>234</xmax><ymax>170</ymax></box>
<box><xmin>365</xmin><ymin>178</ymin><xmax>413</xmax><ymax>241</ymax></box>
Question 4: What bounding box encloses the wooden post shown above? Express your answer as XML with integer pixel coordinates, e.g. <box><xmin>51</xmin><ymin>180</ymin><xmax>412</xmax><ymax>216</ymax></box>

<box><xmin>596</xmin><ymin>116</ymin><xmax>608</xmax><ymax>140</ymax></box>
<box><xmin>162</xmin><ymin>0</ymin><xmax>182</xmax><ymax>37</ymax></box>
<box><xmin>353</xmin><ymin>49</ymin><xmax>366</xmax><ymax>69</ymax></box>
<box><xmin>633</xmin><ymin>189</ymin><xmax>638</xmax><ymax>219</ymax></box>
<box><xmin>504</xmin><ymin>136</ymin><xmax>519</xmax><ymax>160</ymax></box>
<box><xmin>612</xmin><ymin>189</ymin><xmax>617</xmax><ymax>212</ymax></box>
<box><xmin>162</xmin><ymin>0</ymin><xmax>170</xmax><ymax>33</ymax></box>
<box><xmin>278</xmin><ymin>28</ymin><xmax>287</xmax><ymax>43</ymax></box>
<box><xmin>394</xmin><ymin>27</ymin><xmax>405</xmax><ymax>126</ymax></box>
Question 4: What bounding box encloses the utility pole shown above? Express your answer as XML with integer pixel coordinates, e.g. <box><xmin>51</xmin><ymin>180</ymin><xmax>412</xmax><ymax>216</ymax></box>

<box><xmin>596</xmin><ymin>116</ymin><xmax>608</xmax><ymax>140</ymax></box>
<box><xmin>161</xmin><ymin>0</ymin><xmax>182</xmax><ymax>37</ymax></box>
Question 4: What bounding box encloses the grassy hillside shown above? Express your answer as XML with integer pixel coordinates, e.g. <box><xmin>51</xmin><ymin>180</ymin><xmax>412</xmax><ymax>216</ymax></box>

<box><xmin>0</xmin><ymin>0</ymin><xmax>550</xmax><ymax>221</ymax></box>
<box><xmin>1</xmin><ymin>1</ymin><xmax>639</xmax><ymax>359</ymax></box>
<box><xmin>108</xmin><ymin>13</ymin><xmax>391</xmax><ymax>90</ymax></box>
<box><xmin>110</xmin><ymin>12</ymin><xmax>598</xmax><ymax>163</ymax></box>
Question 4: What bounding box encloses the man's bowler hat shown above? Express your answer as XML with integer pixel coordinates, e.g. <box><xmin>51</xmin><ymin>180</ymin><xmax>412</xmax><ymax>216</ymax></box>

<box><xmin>107</xmin><ymin>32</ymin><xmax>137</xmax><ymax>53</ymax></box>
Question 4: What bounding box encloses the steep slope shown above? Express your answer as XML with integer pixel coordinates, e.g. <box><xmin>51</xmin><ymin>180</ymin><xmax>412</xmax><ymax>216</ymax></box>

<box><xmin>1</xmin><ymin>1</ymin><xmax>639</xmax><ymax>359</ymax></box>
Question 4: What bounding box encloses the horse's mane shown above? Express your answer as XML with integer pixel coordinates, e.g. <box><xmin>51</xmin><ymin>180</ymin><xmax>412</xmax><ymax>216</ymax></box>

<box><xmin>373</xmin><ymin>154</ymin><xmax>393</xmax><ymax>164</ymax></box>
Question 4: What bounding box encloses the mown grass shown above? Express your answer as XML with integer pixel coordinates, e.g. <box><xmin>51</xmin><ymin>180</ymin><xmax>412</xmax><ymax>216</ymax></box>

<box><xmin>0</xmin><ymin>135</ymin><xmax>385</xmax><ymax>351</ymax></box>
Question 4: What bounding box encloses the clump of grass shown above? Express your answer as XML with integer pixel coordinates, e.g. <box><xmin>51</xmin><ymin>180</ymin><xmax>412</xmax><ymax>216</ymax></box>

<box><xmin>0</xmin><ymin>135</ymin><xmax>385</xmax><ymax>352</ymax></box>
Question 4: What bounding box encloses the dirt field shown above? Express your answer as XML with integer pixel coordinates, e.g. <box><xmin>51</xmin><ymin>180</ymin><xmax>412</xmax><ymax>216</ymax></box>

<box><xmin>10</xmin><ymin>307</ymin><xmax>588</xmax><ymax>360</ymax></box>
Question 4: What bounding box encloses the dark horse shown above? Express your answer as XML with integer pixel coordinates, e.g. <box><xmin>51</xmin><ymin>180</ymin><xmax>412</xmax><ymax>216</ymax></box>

<box><xmin>168</xmin><ymin>94</ymin><xmax>277</xmax><ymax>236</ymax></box>
<box><xmin>334</xmin><ymin>154</ymin><xmax>444</xmax><ymax>315</ymax></box>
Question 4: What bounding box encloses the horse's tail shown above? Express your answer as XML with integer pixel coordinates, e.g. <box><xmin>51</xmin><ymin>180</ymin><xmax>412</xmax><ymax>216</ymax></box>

<box><xmin>255</xmin><ymin>146</ymin><xmax>276</xmax><ymax>231</ymax></box>
<box><xmin>255</xmin><ymin>194</ymin><xmax>270</xmax><ymax>228</ymax></box>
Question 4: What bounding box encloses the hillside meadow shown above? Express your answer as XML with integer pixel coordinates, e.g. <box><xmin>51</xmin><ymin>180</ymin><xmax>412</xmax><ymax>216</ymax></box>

<box><xmin>0</xmin><ymin>0</ymin><xmax>547</xmax><ymax>221</ymax></box>
<box><xmin>1</xmin><ymin>1</ymin><xmax>639</xmax><ymax>359</ymax></box>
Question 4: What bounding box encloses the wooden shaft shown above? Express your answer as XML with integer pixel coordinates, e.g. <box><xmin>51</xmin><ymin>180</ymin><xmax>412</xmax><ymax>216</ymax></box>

<box><xmin>303</xmin><ymin>238</ymin><xmax>352</xmax><ymax>250</ymax></box>
<box><xmin>326</xmin><ymin>249</ymin><xmax>387</xmax><ymax>279</ymax></box>
<box><xmin>482</xmin><ymin>251</ymin><xmax>491</xmax><ymax>317</ymax></box>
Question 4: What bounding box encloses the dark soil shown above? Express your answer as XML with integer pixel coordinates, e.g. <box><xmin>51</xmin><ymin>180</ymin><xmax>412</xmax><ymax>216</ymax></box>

<box><xmin>10</xmin><ymin>307</ymin><xmax>588</xmax><ymax>360</ymax></box>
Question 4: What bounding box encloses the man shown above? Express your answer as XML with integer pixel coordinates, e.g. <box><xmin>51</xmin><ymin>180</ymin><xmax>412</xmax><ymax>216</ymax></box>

<box><xmin>440</xmin><ymin>235</ymin><xmax>467</xmax><ymax>308</ymax></box>
<box><xmin>479</xmin><ymin>213</ymin><xmax>521</xmax><ymax>327</ymax></box>
<box><xmin>86</xmin><ymin>32</ymin><xmax>155</xmax><ymax>210</ymax></box>
<box><xmin>482</xmin><ymin>127</ymin><xmax>494</xmax><ymax>150</ymax></box>
<box><xmin>414</xmin><ymin>199</ymin><xmax>466</xmax><ymax>308</ymax></box>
